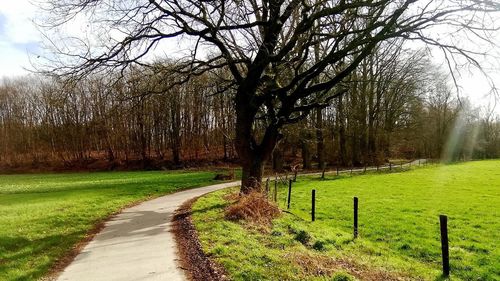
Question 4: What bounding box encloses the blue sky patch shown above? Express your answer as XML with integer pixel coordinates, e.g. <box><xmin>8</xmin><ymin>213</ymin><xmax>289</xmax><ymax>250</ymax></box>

<box><xmin>13</xmin><ymin>41</ymin><xmax>39</xmax><ymax>53</ymax></box>
<box><xmin>0</xmin><ymin>12</ymin><xmax>6</xmax><ymax>37</ymax></box>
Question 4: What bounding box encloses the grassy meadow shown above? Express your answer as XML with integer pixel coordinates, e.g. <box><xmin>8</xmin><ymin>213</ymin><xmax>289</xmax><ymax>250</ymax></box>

<box><xmin>0</xmin><ymin>170</ymin><xmax>219</xmax><ymax>281</ymax></box>
<box><xmin>193</xmin><ymin>161</ymin><xmax>500</xmax><ymax>280</ymax></box>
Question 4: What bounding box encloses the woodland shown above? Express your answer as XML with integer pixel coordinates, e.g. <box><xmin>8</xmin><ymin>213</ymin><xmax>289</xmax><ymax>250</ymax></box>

<box><xmin>1</xmin><ymin>43</ymin><xmax>499</xmax><ymax>172</ymax></box>
<box><xmin>0</xmin><ymin>1</ymin><xmax>499</xmax><ymax>189</ymax></box>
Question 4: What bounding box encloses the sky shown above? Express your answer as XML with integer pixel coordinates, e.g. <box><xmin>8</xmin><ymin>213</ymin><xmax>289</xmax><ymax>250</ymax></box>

<box><xmin>0</xmin><ymin>1</ymin><xmax>40</xmax><ymax>77</ymax></box>
<box><xmin>0</xmin><ymin>1</ymin><xmax>498</xmax><ymax>114</ymax></box>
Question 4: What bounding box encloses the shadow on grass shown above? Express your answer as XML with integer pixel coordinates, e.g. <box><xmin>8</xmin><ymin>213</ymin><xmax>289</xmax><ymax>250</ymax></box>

<box><xmin>0</xmin><ymin>232</ymin><xmax>84</xmax><ymax>281</ymax></box>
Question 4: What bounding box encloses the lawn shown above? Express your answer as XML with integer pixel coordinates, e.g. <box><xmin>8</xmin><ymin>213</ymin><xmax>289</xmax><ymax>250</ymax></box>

<box><xmin>193</xmin><ymin>161</ymin><xmax>500</xmax><ymax>281</ymax></box>
<box><xmin>0</xmin><ymin>170</ymin><xmax>219</xmax><ymax>281</ymax></box>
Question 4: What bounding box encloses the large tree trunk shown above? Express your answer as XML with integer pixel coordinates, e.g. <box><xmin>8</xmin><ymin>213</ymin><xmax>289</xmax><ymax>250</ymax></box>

<box><xmin>240</xmin><ymin>154</ymin><xmax>265</xmax><ymax>193</ymax></box>
<box><xmin>235</xmin><ymin>126</ymin><xmax>272</xmax><ymax>193</ymax></box>
<box><xmin>235</xmin><ymin>123</ymin><xmax>276</xmax><ymax>194</ymax></box>
<box><xmin>234</xmin><ymin>90</ymin><xmax>279</xmax><ymax>194</ymax></box>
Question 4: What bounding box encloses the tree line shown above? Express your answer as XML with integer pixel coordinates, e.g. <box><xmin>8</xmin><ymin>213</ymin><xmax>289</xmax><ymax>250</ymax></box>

<box><xmin>0</xmin><ymin>70</ymin><xmax>236</xmax><ymax>170</ymax></box>
<box><xmin>1</xmin><ymin>44</ymin><xmax>498</xmax><ymax>172</ymax></box>
<box><xmin>32</xmin><ymin>0</ymin><xmax>500</xmax><ymax>191</ymax></box>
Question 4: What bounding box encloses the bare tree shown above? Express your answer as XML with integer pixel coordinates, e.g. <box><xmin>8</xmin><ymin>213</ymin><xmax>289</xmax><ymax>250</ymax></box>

<box><xmin>38</xmin><ymin>0</ymin><xmax>500</xmax><ymax>192</ymax></box>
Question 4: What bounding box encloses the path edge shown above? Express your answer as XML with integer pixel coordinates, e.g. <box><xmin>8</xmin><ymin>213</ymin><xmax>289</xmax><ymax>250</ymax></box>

<box><xmin>171</xmin><ymin>196</ymin><xmax>229</xmax><ymax>281</ymax></box>
<box><xmin>43</xmin><ymin>180</ymin><xmax>237</xmax><ymax>281</ymax></box>
<box><xmin>42</xmin><ymin>200</ymin><xmax>139</xmax><ymax>281</ymax></box>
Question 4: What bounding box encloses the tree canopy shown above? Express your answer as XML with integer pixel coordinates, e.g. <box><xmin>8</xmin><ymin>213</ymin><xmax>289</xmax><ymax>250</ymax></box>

<box><xmin>39</xmin><ymin>0</ymin><xmax>500</xmax><ymax>192</ymax></box>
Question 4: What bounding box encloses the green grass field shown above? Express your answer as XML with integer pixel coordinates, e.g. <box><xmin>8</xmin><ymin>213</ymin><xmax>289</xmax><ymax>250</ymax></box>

<box><xmin>0</xmin><ymin>170</ymin><xmax>218</xmax><ymax>281</ymax></box>
<box><xmin>193</xmin><ymin>161</ymin><xmax>500</xmax><ymax>281</ymax></box>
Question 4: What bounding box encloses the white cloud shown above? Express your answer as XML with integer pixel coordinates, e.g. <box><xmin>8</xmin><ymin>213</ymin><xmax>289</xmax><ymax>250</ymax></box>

<box><xmin>0</xmin><ymin>42</ymin><xmax>32</xmax><ymax>77</ymax></box>
<box><xmin>0</xmin><ymin>1</ymin><xmax>40</xmax><ymax>78</ymax></box>
<box><xmin>0</xmin><ymin>1</ymin><xmax>39</xmax><ymax>44</ymax></box>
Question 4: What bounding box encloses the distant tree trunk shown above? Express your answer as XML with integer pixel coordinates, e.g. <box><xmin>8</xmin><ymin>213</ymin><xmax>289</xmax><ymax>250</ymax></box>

<box><xmin>220</xmin><ymin>92</ymin><xmax>229</xmax><ymax>161</ymax></box>
<box><xmin>337</xmin><ymin>96</ymin><xmax>348</xmax><ymax>166</ymax></box>
<box><xmin>367</xmin><ymin>122</ymin><xmax>376</xmax><ymax>162</ymax></box>
<box><xmin>302</xmin><ymin>139</ymin><xmax>311</xmax><ymax>169</ymax></box>
<box><xmin>351</xmin><ymin>135</ymin><xmax>359</xmax><ymax>166</ymax></box>
<box><xmin>367</xmin><ymin>91</ymin><xmax>377</xmax><ymax>163</ymax></box>
<box><xmin>106</xmin><ymin>144</ymin><xmax>115</xmax><ymax>162</ymax></box>
<box><xmin>170</xmin><ymin>105</ymin><xmax>181</xmax><ymax>165</ymax></box>
<box><xmin>316</xmin><ymin>108</ymin><xmax>325</xmax><ymax>169</ymax></box>
<box><xmin>222</xmin><ymin>134</ymin><xmax>228</xmax><ymax>161</ymax></box>
<box><xmin>272</xmin><ymin>147</ymin><xmax>284</xmax><ymax>172</ymax></box>
<box><xmin>137</xmin><ymin>110</ymin><xmax>148</xmax><ymax>164</ymax></box>
<box><xmin>313</xmin><ymin>34</ymin><xmax>325</xmax><ymax>170</ymax></box>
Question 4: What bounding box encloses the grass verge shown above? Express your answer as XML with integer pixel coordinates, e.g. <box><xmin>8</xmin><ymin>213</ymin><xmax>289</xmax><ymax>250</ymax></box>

<box><xmin>192</xmin><ymin>160</ymin><xmax>500</xmax><ymax>280</ymax></box>
<box><xmin>0</xmin><ymin>170</ymin><xmax>219</xmax><ymax>281</ymax></box>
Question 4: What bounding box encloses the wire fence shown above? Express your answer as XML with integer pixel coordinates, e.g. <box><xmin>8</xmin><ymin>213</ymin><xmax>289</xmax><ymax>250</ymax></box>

<box><xmin>264</xmin><ymin>158</ymin><xmax>452</xmax><ymax>277</ymax></box>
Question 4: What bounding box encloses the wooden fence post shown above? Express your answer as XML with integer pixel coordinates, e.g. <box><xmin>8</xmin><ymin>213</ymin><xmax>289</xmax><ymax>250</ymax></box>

<box><xmin>389</xmin><ymin>162</ymin><xmax>392</xmax><ymax>171</ymax></box>
<box><xmin>336</xmin><ymin>166</ymin><xmax>339</xmax><ymax>176</ymax></box>
<box><xmin>440</xmin><ymin>215</ymin><xmax>450</xmax><ymax>277</ymax></box>
<box><xmin>287</xmin><ymin>179</ymin><xmax>292</xmax><ymax>209</ymax></box>
<box><xmin>354</xmin><ymin>197</ymin><xmax>358</xmax><ymax>238</ymax></box>
<box><xmin>293</xmin><ymin>170</ymin><xmax>297</xmax><ymax>182</ymax></box>
<box><xmin>311</xmin><ymin>189</ymin><xmax>316</xmax><ymax>221</ymax></box>
<box><xmin>321</xmin><ymin>168</ymin><xmax>325</xmax><ymax>179</ymax></box>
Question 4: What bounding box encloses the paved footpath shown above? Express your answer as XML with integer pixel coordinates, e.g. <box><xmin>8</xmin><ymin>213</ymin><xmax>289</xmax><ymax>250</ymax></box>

<box><xmin>56</xmin><ymin>181</ymin><xmax>240</xmax><ymax>281</ymax></box>
<box><xmin>56</xmin><ymin>160</ymin><xmax>426</xmax><ymax>281</ymax></box>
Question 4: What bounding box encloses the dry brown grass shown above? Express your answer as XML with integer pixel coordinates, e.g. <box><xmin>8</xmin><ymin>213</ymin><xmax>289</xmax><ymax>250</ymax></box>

<box><xmin>286</xmin><ymin>252</ymin><xmax>409</xmax><ymax>281</ymax></box>
<box><xmin>224</xmin><ymin>191</ymin><xmax>281</xmax><ymax>225</ymax></box>
<box><xmin>222</xmin><ymin>192</ymin><xmax>240</xmax><ymax>202</ymax></box>
<box><xmin>285</xmin><ymin>252</ymin><xmax>339</xmax><ymax>277</ymax></box>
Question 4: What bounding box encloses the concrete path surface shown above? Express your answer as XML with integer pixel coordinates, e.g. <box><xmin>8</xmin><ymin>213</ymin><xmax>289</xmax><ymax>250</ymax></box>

<box><xmin>56</xmin><ymin>159</ymin><xmax>426</xmax><ymax>281</ymax></box>
<box><xmin>56</xmin><ymin>181</ymin><xmax>240</xmax><ymax>281</ymax></box>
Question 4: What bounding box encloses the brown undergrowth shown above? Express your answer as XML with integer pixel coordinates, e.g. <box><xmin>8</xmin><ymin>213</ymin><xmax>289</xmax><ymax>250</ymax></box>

<box><xmin>287</xmin><ymin>252</ymin><xmax>410</xmax><ymax>281</ymax></box>
<box><xmin>224</xmin><ymin>191</ymin><xmax>281</xmax><ymax>225</ymax></box>
<box><xmin>185</xmin><ymin>190</ymin><xmax>412</xmax><ymax>281</ymax></box>
<box><xmin>172</xmin><ymin>198</ymin><xmax>228</xmax><ymax>281</ymax></box>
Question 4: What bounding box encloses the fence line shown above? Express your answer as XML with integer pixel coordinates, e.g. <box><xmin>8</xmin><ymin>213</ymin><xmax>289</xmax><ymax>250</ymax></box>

<box><xmin>266</xmin><ymin>159</ymin><xmax>456</xmax><ymax>277</ymax></box>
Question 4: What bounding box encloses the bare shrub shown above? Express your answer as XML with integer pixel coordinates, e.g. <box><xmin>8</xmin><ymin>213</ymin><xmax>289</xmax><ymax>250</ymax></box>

<box><xmin>224</xmin><ymin>192</ymin><xmax>280</xmax><ymax>224</ymax></box>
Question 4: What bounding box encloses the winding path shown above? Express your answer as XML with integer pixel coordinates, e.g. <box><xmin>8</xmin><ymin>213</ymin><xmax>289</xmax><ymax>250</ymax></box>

<box><xmin>56</xmin><ymin>181</ymin><xmax>240</xmax><ymax>281</ymax></box>
<box><xmin>56</xmin><ymin>159</ymin><xmax>426</xmax><ymax>281</ymax></box>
